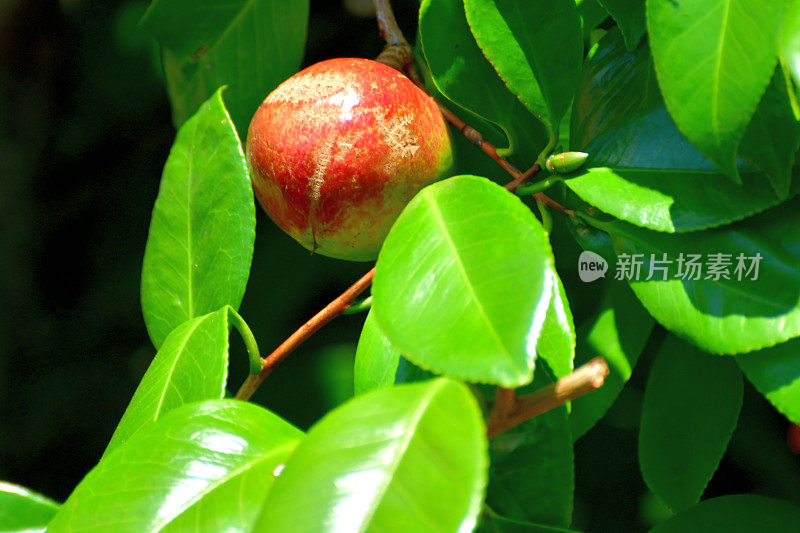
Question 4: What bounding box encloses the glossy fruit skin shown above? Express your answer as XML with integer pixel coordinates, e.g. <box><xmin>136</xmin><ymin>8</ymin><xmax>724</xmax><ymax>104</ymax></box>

<box><xmin>247</xmin><ymin>57</ymin><xmax>454</xmax><ymax>261</ymax></box>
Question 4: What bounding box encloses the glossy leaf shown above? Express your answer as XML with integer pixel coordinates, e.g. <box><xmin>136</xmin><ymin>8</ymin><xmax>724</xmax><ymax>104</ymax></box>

<box><xmin>568</xmin><ymin>30</ymin><xmax>790</xmax><ymax>233</ymax></box>
<box><xmin>104</xmin><ymin>307</ymin><xmax>229</xmax><ymax>456</ymax></box>
<box><xmin>487</xmin><ymin>368</ymin><xmax>573</xmax><ymax>527</ymax></box>
<box><xmin>536</xmin><ymin>270</ymin><xmax>575</xmax><ymax>379</ymax></box>
<box><xmin>419</xmin><ymin>0</ymin><xmax>548</xmax><ymax>156</ymax></box>
<box><xmin>48</xmin><ymin>401</ymin><xmax>302</xmax><ymax>532</ymax></box>
<box><xmin>141</xmin><ymin>88</ymin><xmax>255</xmax><ymax>348</ymax></box>
<box><xmin>599</xmin><ymin>197</ymin><xmax>800</xmax><ymax>354</ymax></box>
<box><xmin>141</xmin><ymin>0</ymin><xmax>309</xmax><ymax>132</ymax></box>
<box><xmin>639</xmin><ymin>336</ymin><xmax>742</xmax><ymax>511</ymax></box>
<box><xmin>463</xmin><ymin>0</ymin><xmax>583</xmax><ymax>135</ymax></box>
<box><xmin>353</xmin><ymin>310</ymin><xmax>402</xmax><ymax>395</ymax></box>
<box><xmin>570</xmin><ymin>282</ymin><xmax>654</xmax><ymax>440</ymax></box>
<box><xmin>737</xmin><ymin>337</ymin><xmax>800</xmax><ymax>424</ymax></box>
<box><xmin>597</xmin><ymin>0</ymin><xmax>644</xmax><ymax>50</ymax></box>
<box><xmin>254</xmin><ymin>378</ymin><xmax>488</xmax><ymax>533</ymax></box>
<box><xmin>567</xmin><ymin>168</ymin><xmax>791</xmax><ymax>233</ymax></box>
<box><xmin>739</xmin><ymin>68</ymin><xmax>800</xmax><ymax>199</ymax></box>
<box><xmin>647</xmin><ymin>0</ymin><xmax>784</xmax><ymax>181</ymax></box>
<box><xmin>781</xmin><ymin>0</ymin><xmax>800</xmax><ymax>87</ymax></box>
<box><xmin>373</xmin><ymin>176</ymin><xmax>554</xmax><ymax>387</ymax></box>
<box><xmin>0</xmin><ymin>482</ymin><xmax>58</xmax><ymax>532</ymax></box>
<box><xmin>650</xmin><ymin>495</ymin><xmax>800</xmax><ymax>533</ymax></box>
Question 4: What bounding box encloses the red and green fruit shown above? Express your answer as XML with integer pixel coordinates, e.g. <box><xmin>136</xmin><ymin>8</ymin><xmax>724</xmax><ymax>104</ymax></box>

<box><xmin>247</xmin><ymin>57</ymin><xmax>454</xmax><ymax>261</ymax></box>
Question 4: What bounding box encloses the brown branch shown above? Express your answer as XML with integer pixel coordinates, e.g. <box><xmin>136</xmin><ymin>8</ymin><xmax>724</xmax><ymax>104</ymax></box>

<box><xmin>374</xmin><ymin>0</ymin><xmax>408</xmax><ymax>46</ymax></box>
<box><xmin>235</xmin><ymin>268</ymin><xmax>375</xmax><ymax>401</ymax></box>
<box><xmin>493</xmin><ymin>387</ymin><xmax>517</xmax><ymax>419</ymax></box>
<box><xmin>486</xmin><ymin>357</ymin><xmax>610</xmax><ymax>438</ymax></box>
<box><xmin>533</xmin><ymin>191</ymin><xmax>574</xmax><ymax>217</ymax></box>
<box><xmin>504</xmin><ymin>163</ymin><xmax>539</xmax><ymax>192</ymax></box>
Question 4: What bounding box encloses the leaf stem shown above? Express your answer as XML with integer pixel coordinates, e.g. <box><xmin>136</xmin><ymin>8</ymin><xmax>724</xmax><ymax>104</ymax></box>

<box><xmin>227</xmin><ymin>308</ymin><xmax>262</xmax><ymax>375</ymax></box>
<box><xmin>536</xmin><ymin>200</ymin><xmax>553</xmax><ymax>234</ymax></box>
<box><xmin>235</xmin><ymin>268</ymin><xmax>375</xmax><ymax>400</ymax></box>
<box><xmin>573</xmin><ymin>209</ymin><xmax>611</xmax><ymax>232</ymax></box>
<box><xmin>486</xmin><ymin>357</ymin><xmax>609</xmax><ymax>438</ymax></box>
<box><xmin>343</xmin><ymin>295</ymin><xmax>373</xmax><ymax>315</ymax></box>
<box><xmin>515</xmin><ymin>175</ymin><xmax>563</xmax><ymax>196</ymax></box>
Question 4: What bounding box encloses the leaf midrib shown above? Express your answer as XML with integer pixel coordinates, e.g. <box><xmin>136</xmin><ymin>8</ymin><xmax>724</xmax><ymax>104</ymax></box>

<box><xmin>710</xmin><ymin>0</ymin><xmax>732</xmax><ymax>149</ymax></box>
<box><xmin>184</xmin><ymin>116</ymin><xmax>200</xmax><ymax>319</ymax></box>
<box><xmin>357</xmin><ymin>380</ymin><xmax>450</xmax><ymax>532</ymax></box>
<box><xmin>158</xmin><ymin>439</ymin><xmax>299</xmax><ymax>532</ymax></box>
<box><xmin>151</xmin><ymin>313</ymin><xmax>215</xmax><ymax>422</ymax></box>
<box><xmin>423</xmin><ymin>192</ymin><xmax>515</xmax><ymax>369</ymax></box>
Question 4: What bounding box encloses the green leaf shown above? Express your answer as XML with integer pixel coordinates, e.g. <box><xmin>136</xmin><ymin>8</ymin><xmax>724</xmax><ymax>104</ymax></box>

<box><xmin>639</xmin><ymin>336</ymin><xmax>742</xmax><ymax>511</ymax></box>
<box><xmin>536</xmin><ymin>270</ymin><xmax>576</xmax><ymax>379</ymax></box>
<box><xmin>354</xmin><ymin>309</ymin><xmax>402</xmax><ymax>395</ymax></box>
<box><xmin>487</xmin><ymin>369</ymin><xmax>573</xmax><ymax>527</ymax></box>
<box><xmin>597</xmin><ymin>197</ymin><xmax>800</xmax><ymax>354</ymax></box>
<box><xmin>141</xmin><ymin>0</ymin><xmax>309</xmax><ymax>132</ymax></box>
<box><xmin>570</xmin><ymin>282</ymin><xmax>654</xmax><ymax>441</ymax></box>
<box><xmin>576</xmin><ymin>0</ymin><xmax>609</xmax><ymax>38</ymax></box>
<box><xmin>567</xmin><ymin>168</ymin><xmax>792</xmax><ymax>233</ymax></box>
<box><xmin>781</xmin><ymin>0</ymin><xmax>800</xmax><ymax>88</ymax></box>
<box><xmin>0</xmin><ymin>482</ymin><xmax>58</xmax><ymax>532</ymax></box>
<box><xmin>254</xmin><ymin>378</ymin><xmax>488</xmax><ymax>532</ymax></box>
<box><xmin>480</xmin><ymin>509</ymin><xmax>580</xmax><ymax>532</ymax></box>
<box><xmin>48</xmin><ymin>400</ymin><xmax>302</xmax><ymax>532</ymax></box>
<box><xmin>463</xmin><ymin>0</ymin><xmax>583</xmax><ymax>136</ymax></box>
<box><xmin>739</xmin><ymin>68</ymin><xmax>800</xmax><ymax>199</ymax></box>
<box><xmin>597</xmin><ymin>0</ymin><xmax>644</xmax><ymax>50</ymax></box>
<box><xmin>650</xmin><ymin>495</ymin><xmax>800</xmax><ymax>533</ymax></box>
<box><xmin>737</xmin><ymin>337</ymin><xmax>800</xmax><ymax>424</ymax></box>
<box><xmin>104</xmin><ymin>307</ymin><xmax>230</xmax><ymax>456</ymax></box>
<box><xmin>418</xmin><ymin>0</ymin><xmax>548</xmax><ymax>157</ymax></box>
<box><xmin>141</xmin><ymin>88</ymin><xmax>255</xmax><ymax>348</ymax></box>
<box><xmin>373</xmin><ymin>176</ymin><xmax>554</xmax><ymax>387</ymax></box>
<box><xmin>568</xmin><ymin>30</ymin><xmax>791</xmax><ymax>233</ymax></box>
<box><xmin>647</xmin><ymin>0</ymin><xmax>784</xmax><ymax>181</ymax></box>
<box><xmin>395</xmin><ymin>356</ymin><xmax>439</xmax><ymax>385</ymax></box>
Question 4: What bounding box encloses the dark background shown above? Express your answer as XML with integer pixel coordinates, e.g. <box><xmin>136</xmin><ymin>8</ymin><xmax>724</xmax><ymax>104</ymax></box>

<box><xmin>1</xmin><ymin>1</ymin><xmax>797</xmax><ymax>531</ymax></box>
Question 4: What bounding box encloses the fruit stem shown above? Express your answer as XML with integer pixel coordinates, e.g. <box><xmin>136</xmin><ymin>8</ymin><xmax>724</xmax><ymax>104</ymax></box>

<box><xmin>234</xmin><ymin>268</ymin><xmax>375</xmax><ymax>401</ymax></box>
<box><xmin>374</xmin><ymin>0</ymin><xmax>408</xmax><ymax>46</ymax></box>
<box><xmin>486</xmin><ymin>357</ymin><xmax>610</xmax><ymax>439</ymax></box>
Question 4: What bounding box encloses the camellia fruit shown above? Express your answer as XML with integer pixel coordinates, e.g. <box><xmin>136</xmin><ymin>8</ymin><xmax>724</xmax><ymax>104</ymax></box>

<box><xmin>247</xmin><ymin>57</ymin><xmax>454</xmax><ymax>261</ymax></box>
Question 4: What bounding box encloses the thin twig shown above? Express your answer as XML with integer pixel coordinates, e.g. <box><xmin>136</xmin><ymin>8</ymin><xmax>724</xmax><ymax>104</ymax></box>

<box><xmin>374</xmin><ymin>0</ymin><xmax>408</xmax><ymax>46</ymax></box>
<box><xmin>235</xmin><ymin>268</ymin><xmax>375</xmax><ymax>401</ymax></box>
<box><xmin>487</xmin><ymin>357</ymin><xmax>610</xmax><ymax>438</ymax></box>
<box><xmin>493</xmin><ymin>387</ymin><xmax>517</xmax><ymax>420</ymax></box>
<box><xmin>504</xmin><ymin>163</ymin><xmax>539</xmax><ymax>192</ymax></box>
